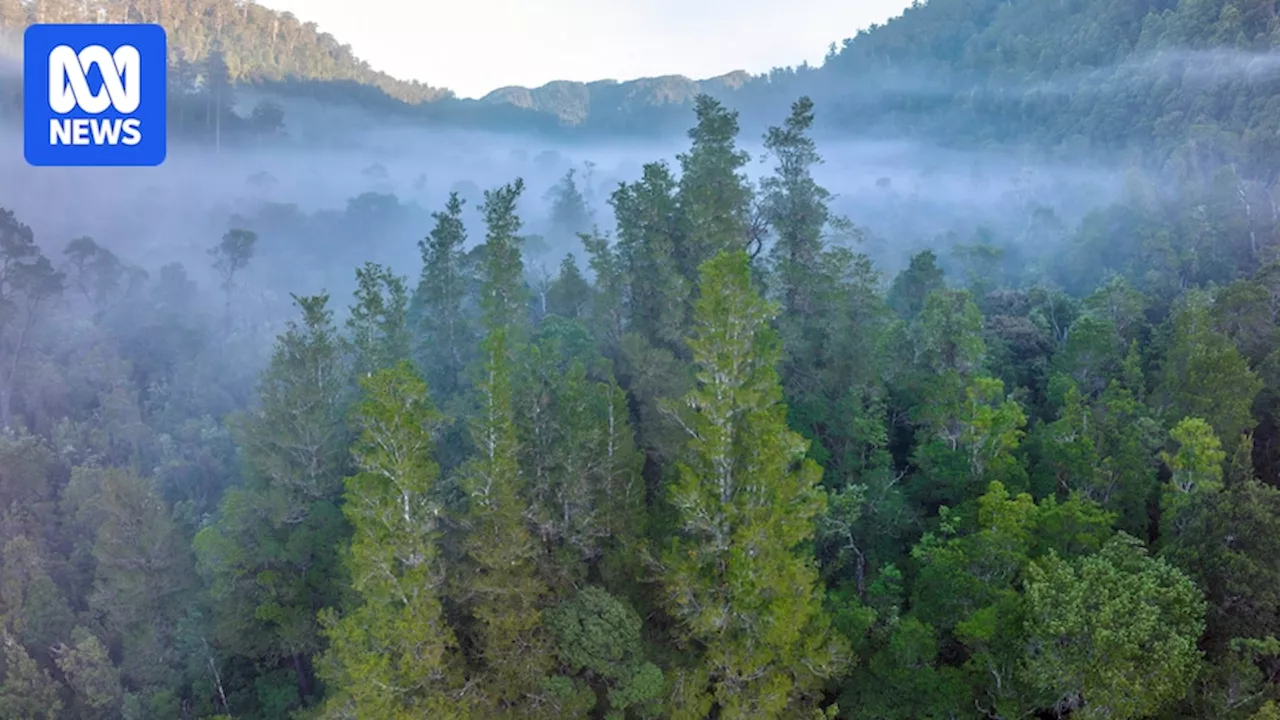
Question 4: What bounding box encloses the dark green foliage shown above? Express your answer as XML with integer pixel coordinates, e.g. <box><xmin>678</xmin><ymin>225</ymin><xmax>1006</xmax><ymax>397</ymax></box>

<box><xmin>674</xmin><ymin>97</ymin><xmax>753</xmax><ymax>280</ymax></box>
<box><xmin>345</xmin><ymin>262</ymin><xmax>411</xmax><ymax>379</ymax></box>
<box><xmin>9</xmin><ymin>5</ymin><xmax>1280</xmax><ymax>716</ymax></box>
<box><xmin>193</xmin><ymin>294</ymin><xmax>352</xmax><ymax>716</ymax></box>
<box><xmin>547</xmin><ymin>587</ymin><xmax>664</xmax><ymax>718</ymax></box>
<box><xmin>479</xmin><ymin>179</ymin><xmax>531</xmax><ymax>336</ymax></box>
<box><xmin>546</xmin><ymin>254</ymin><xmax>592</xmax><ymax>320</ymax></box>
<box><xmin>412</xmin><ymin>192</ymin><xmax>476</xmax><ymax>400</ymax></box>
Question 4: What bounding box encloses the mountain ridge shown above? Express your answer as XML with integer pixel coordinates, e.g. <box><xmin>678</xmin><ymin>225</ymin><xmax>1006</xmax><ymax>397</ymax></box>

<box><xmin>4</xmin><ymin>0</ymin><xmax>1280</xmax><ymax>158</ymax></box>
<box><xmin>0</xmin><ymin>0</ymin><xmax>823</xmax><ymax>136</ymax></box>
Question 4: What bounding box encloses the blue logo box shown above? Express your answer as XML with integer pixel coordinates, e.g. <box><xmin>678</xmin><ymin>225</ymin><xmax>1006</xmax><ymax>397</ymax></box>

<box><xmin>24</xmin><ymin>23</ymin><xmax>167</xmax><ymax>167</ymax></box>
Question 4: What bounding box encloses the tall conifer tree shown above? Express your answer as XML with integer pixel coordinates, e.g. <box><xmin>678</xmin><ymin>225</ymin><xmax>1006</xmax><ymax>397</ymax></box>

<box><xmin>318</xmin><ymin>363</ymin><xmax>469</xmax><ymax>718</ymax></box>
<box><xmin>456</xmin><ymin>179</ymin><xmax>556</xmax><ymax>716</ymax></box>
<box><xmin>661</xmin><ymin>250</ymin><xmax>846</xmax><ymax>719</ymax></box>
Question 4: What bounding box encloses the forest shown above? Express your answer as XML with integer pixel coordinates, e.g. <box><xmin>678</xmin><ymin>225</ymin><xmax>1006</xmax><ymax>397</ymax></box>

<box><xmin>2</xmin><ymin>0</ymin><xmax>1280</xmax><ymax>719</ymax></box>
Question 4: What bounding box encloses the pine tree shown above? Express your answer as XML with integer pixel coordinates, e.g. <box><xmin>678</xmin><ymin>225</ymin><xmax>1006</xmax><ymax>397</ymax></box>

<box><xmin>609</xmin><ymin>164</ymin><xmax>700</xmax><ymax>475</ymax></box>
<box><xmin>412</xmin><ymin>192</ymin><xmax>476</xmax><ymax>400</ymax></box>
<box><xmin>546</xmin><ymin>254</ymin><xmax>592</xmax><ymax>320</ymax></box>
<box><xmin>763</xmin><ymin>96</ymin><xmax>829</xmax><ymax>318</ymax></box>
<box><xmin>0</xmin><ymin>633</ymin><xmax>62</xmax><ymax>719</ymax></box>
<box><xmin>89</xmin><ymin>471</ymin><xmax>194</xmax><ymax>693</ymax></box>
<box><xmin>194</xmin><ymin>294</ymin><xmax>351</xmax><ymax>709</ymax></box>
<box><xmin>661</xmin><ymin>250</ymin><xmax>846</xmax><ymax>719</ymax></box>
<box><xmin>611</xmin><ymin>162</ymin><xmax>690</xmax><ymax>351</ymax></box>
<box><xmin>456</xmin><ymin>181</ymin><xmax>555</xmax><ymax>716</ymax></box>
<box><xmin>479</xmin><ymin>179</ymin><xmax>529</xmax><ymax>337</ymax></box>
<box><xmin>580</xmin><ymin>230</ymin><xmax>626</xmax><ymax>350</ymax></box>
<box><xmin>457</xmin><ymin>325</ymin><xmax>554</xmax><ymax>715</ymax></box>
<box><xmin>319</xmin><ymin>363</ymin><xmax>469</xmax><ymax>719</ymax></box>
<box><xmin>345</xmin><ymin>262</ymin><xmax>410</xmax><ymax>380</ymax></box>
<box><xmin>515</xmin><ymin>319</ymin><xmax>645</xmax><ymax>589</ymax></box>
<box><xmin>675</xmin><ymin>96</ymin><xmax>753</xmax><ymax>282</ymax></box>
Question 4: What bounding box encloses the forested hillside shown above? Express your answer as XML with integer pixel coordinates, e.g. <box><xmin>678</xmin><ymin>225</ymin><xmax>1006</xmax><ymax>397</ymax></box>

<box><xmin>0</xmin><ymin>0</ymin><xmax>451</xmax><ymax>102</ymax></box>
<box><xmin>3</xmin><ymin>0</ymin><xmax>1280</xmax><ymax>719</ymax></box>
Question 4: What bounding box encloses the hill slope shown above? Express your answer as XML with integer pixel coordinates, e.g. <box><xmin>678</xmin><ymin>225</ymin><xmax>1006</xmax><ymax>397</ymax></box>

<box><xmin>0</xmin><ymin>0</ymin><xmax>451</xmax><ymax>102</ymax></box>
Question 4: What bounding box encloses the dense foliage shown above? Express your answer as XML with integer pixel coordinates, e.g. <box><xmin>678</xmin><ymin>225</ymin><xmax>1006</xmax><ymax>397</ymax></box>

<box><xmin>3</xmin><ymin>0</ymin><xmax>1280</xmax><ymax>718</ymax></box>
<box><xmin>1</xmin><ymin>83</ymin><xmax>1279</xmax><ymax>717</ymax></box>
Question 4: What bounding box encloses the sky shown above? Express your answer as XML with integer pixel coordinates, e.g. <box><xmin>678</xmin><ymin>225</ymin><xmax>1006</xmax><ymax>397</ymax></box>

<box><xmin>253</xmin><ymin>0</ymin><xmax>913</xmax><ymax>99</ymax></box>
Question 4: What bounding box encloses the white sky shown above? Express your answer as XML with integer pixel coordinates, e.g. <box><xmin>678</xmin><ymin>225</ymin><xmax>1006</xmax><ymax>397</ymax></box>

<box><xmin>253</xmin><ymin>0</ymin><xmax>913</xmax><ymax>99</ymax></box>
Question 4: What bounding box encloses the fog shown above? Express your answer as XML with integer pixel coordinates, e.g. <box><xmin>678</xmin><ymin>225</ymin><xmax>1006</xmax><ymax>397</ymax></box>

<box><xmin>0</xmin><ymin>78</ymin><xmax>1132</xmax><ymax>358</ymax></box>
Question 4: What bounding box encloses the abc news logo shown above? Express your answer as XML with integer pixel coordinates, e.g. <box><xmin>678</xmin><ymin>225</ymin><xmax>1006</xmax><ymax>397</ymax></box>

<box><xmin>24</xmin><ymin>24</ymin><xmax>167</xmax><ymax>167</ymax></box>
<box><xmin>48</xmin><ymin>44</ymin><xmax>143</xmax><ymax>147</ymax></box>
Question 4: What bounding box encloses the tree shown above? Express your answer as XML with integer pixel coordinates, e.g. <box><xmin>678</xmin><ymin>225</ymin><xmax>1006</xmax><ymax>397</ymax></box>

<box><xmin>208</xmin><ymin>227</ymin><xmax>255</xmax><ymax>330</ymax></box>
<box><xmin>318</xmin><ymin>363</ymin><xmax>469</xmax><ymax>718</ymax></box>
<box><xmin>194</xmin><ymin>294</ymin><xmax>351</xmax><ymax>711</ymax></box>
<box><xmin>0</xmin><ymin>633</ymin><xmax>62</xmax><ymax>719</ymax></box>
<box><xmin>456</xmin><ymin>321</ymin><xmax>556</xmax><ymax>715</ymax></box>
<box><xmin>250</xmin><ymin>100</ymin><xmax>286</xmax><ymax>140</ymax></box>
<box><xmin>514</xmin><ymin>318</ymin><xmax>645</xmax><ymax>589</ymax></box>
<box><xmin>1160</xmin><ymin>416</ymin><xmax>1226</xmax><ymax>538</ymax></box>
<box><xmin>546</xmin><ymin>587</ymin><xmax>665</xmax><ymax>718</ymax></box>
<box><xmin>1033</xmin><ymin>349</ymin><xmax>1163</xmax><ymax>536</ymax></box>
<box><xmin>1022</xmin><ymin>534</ymin><xmax>1206</xmax><ymax>720</ymax></box>
<box><xmin>53</xmin><ymin>627</ymin><xmax>124</xmax><ymax>720</ymax></box>
<box><xmin>907</xmin><ymin>481</ymin><xmax>1114</xmax><ymax>716</ymax></box>
<box><xmin>232</xmin><ymin>292</ymin><xmax>349</xmax><ymax>503</ymax></box>
<box><xmin>1161</xmin><ymin>477</ymin><xmax>1280</xmax><ymax>717</ymax></box>
<box><xmin>1165</xmin><ymin>475</ymin><xmax>1280</xmax><ymax>615</ymax></box>
<box><xmin>455</xmin><ymin>182</ymin><xmax>556</xmax><ymax>715</ymax></box>
<box><xmin>546</xmin><ymin>254</ymin><xmax>591</xmax><ymax>320</ymax></box>
<box><xmin>0</xmin><ymin>535</ymin><xmax>74</xmax><ymax>659</ymax></box>
<box><xmin>906</xmin><ymin>289</ymin><xmax>1017</xmax><ymax>508</ymax></box>
<box><xmin>545</xmin><ymin>168</ymin><xmax>594</xmax><ymax>243</ymax></box>
<box><xmin>886</xmin><ymin>250</ymin><xmax>945</xmax><ymax>319</ymax></box>
<box><xmin>203</xmin><ymin>48</ymin><xmax>232</xmax><ymax>152</ymax></box>
<box><xmin>763</xmin><ymin>96</ymin><xmax>829</xmax><ymax>318</ymax></box>
<box><xmin>412</xmin><ymin>192</ymin><xmax>475</xmax><ymax>401</ymax></box>
<box><xmin>62</xmin><ymin>236</ymin><xmax>143</xmax><ymax>321</ymax></box>
<box><xmin>0</xmin><ymin>209</ymin><xmax>63</xmax><ymax>429</ymax></box>
<box><xmin>660</xmin><ymin>250</ymin><xmax>845</xmax><ymax>720</ymax></box>
<box><xmin>913</xmin><ymin>375</ymin><xmax>1028</xmax><ymax>507</ymax></box>
<box><xmin>89</xmin><ymin>470</ymin><xmax>194</xmax><ymax>694</ymax></box>
<box><xmin>611</xmin><ymin>161</ymin><xmax>689</xmax><ymax>351</ymax></box>
<box><xmin>580</xmin><ymin>231</ymin><xmax>626</xmax><ymax>350</ymax></box>
<box><xmin>675</xmin><ymin>96</ymin><xmax>753</xmax><ymax>281</ymax></box>
<box><xmin>608</xmin><ymin>161</ymin><xmax>700</xmax><ymax>476</ymax></box>
<box><xmin>1158</xmin><ymin>293</ymin><xmax>1262</xmax><ymax>459</ymax></box>
<box><xmin>345</xmin><ymin>262</ymin><xmax>410</xmax><ymax>380</ymax></box>
<box><xmin>478</xmin><ymin>179</ymin><xmax>529</xmax><ymax>337</ymax></box>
